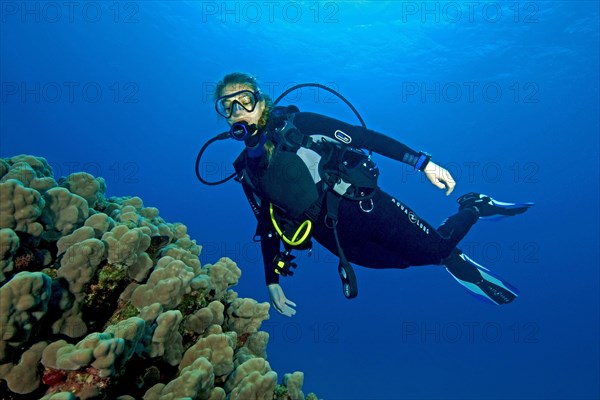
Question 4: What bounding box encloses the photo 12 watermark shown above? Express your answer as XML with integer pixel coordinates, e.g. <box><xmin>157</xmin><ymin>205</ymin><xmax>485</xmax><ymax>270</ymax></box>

<box><xmin>201</xmin><ymin>240</ymin><xmax>262</xmax><ymax>266</ymax></box>
<box><xmin>400</xmin><ymin>81</ymin><xmax>540</xmax><ymax>104</ymax></box>
<box><xmin>1</xmin><ymin>1</ymin><xmax>140</xmax><ymax>24</ymax></box>
<box><xmin>1</xmin><ymin>81</ymin><xmax>140</xmax><ymax>104</ymax></box>
<box><xmin>47</xmin><ymin>160</ymin><xmax>141</xmax><ymax>184</ymax></box>
<box><xmin>398</xmin><ymin>160</ymin><xmax>541</xmax><ymax>185</ymax></box>
<box><xmin>400</xmin><ymin>320</ymin><xmax>541</xmax><ymax>344</ymax></box>
<box><xmin>461</xmin><ymin>240</ymin><xmax>541</xmax><ymax>265</ymax></box>
<box><xmin>399</xmin><ymin>2</ymin><xmax>540</xmax><ymax>24</ymax></box>
<box><xmin>200</xmin><ymin>1</ymin><xmax>340</xmax><ymax>24</ymax></box>
<box><xmin>262</xmin><ymin>320</ymin><xmax>341</xmax><ymax>344</ymax></box>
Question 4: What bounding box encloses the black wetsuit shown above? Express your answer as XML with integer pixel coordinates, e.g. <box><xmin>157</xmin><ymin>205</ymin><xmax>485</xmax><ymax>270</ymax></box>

<box><xmin>242</xmin><ymin>111</ymin><xmax>479</xmax><ymax>285</ymax></box>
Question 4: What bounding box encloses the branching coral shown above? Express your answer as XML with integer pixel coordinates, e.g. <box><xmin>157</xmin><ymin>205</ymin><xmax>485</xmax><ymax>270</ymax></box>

<box><xmin>283</xmin><ymin>371</ymin><xmax>306</xmax><ymax>400</ymax></box>
<box><xmin>193</xmin><ymin>257</ymin><xmax>242</xmax><ymax>301</ymax></box>
<box><xmin>161</xmin><ymin>245</ymin><xmax>202</xmax><ymax>276</ymax></box>
<box><xmin>0</xmin><ymin>179</ymin><xmax>46</xmax><ymax>237</ymax></box>
<box><xmin>0</xmin><ymin>341</ymin><xmax>48</xmax><ymax>394</ymax></box>
<box><xmin>143</xmin><ymin>357</ymin><xmax>220</xmax><ymax>400</ymax></box>
<box><xmin>0</xmin><ymin>158</ymin><xmax>9</xmax><ymax>178</ymax></box>
<box><xmin>0</xmin><ymin>227</ymin><xmax>20</xmax><ymax>283</ymax></box>
<box><xmin>0</xmin><ymin>271</ymin><xmax>53</xmax><ymax>358</ymax></box>
<box><xmin>59</xmin><ymin>172</ymin><xmax>106</xmax><ymax>209</ymax></box>
<box><xmin>84</xmin><ymin>213</ymin><xmax>116</xmax><ymax>238</ymax></box>
<box><xmin>52</xmin><ymin>238</ymin><xmax>106</xmax><ymax>338</ymax></box>
<box><xmin>0</xmin><ymin>155</ymin><xmax>56</xmax><ymax>192</ymax></box>
<box><xmin>183</xmin><ymin>300</ymin><xmax>225</xmax><ymax>335</ymax></box>
<box><xmin>40</xmin><ymin>187</ymin><xmax>89</xmax><ymax>236</ymax></box>
<box><xmin>180</xmin><ymin>333</ymin><xmax>236</xmax><ymax>377</ymax></box>
<box><xmin>57</xmin><ymin>226</ymin><xmax>95</xmax><ymax>256</ymax></box>
<box><xmin>224</xmin><ymin>357</ymin><xmax>278</xmax><ymax>400</ymax></box>
<box><xmin>225</xmin><ymin>297</ymin><xmax>271</xmax><ymax>335</ymax></box>
<box><xmin>0</xmin><ymin>155</ymin><xmax>316</xmax><ymax>400</ymax></box>
<box><xmin>130</xmin><ymin>255</ymin><xmax>196</xmax><ymax>310</ymax></box>
<box><xmin>234</xmin><ymin>331</ymin><xmax>270</xmax><ymax>367</ymax></box>
<box><xmin>41</xmin><ymin>316</ymin><xmax>146</xmax><ymax>397</ymax></box>
<box><xmin>102</xmin><ymin>225</ymin><xmax>153</xmax><ymax>282</ymax></box>
<box><xmin>145</xmin><ymin>310</ymin><xmax>184</xmax><ymax>366</ymax></box>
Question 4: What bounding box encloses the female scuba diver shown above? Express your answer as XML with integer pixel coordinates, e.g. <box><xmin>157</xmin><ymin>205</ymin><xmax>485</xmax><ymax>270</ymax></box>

<box><xmin>204</xmin><ymin>72</ymin><xmax>534</xmax><ymax>317</ymax></box>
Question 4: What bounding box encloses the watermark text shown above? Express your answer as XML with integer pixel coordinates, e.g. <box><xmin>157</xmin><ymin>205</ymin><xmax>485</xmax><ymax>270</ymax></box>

<box><xmin>401</xmin><ymin>81</ymin><xmax>540</xmax><ymax>104</ymax></box>
<box><xmin>400</xmin><ymin>2</ymin><xmax>540</xmax><ymax>24</ymax></box>
<box><xmin>1</xmin><ymin>1</ymin><xmax>140</xmax><ymax>24</ymax></box>
<box><xmin>401</xmin><ymin>321</ymin><xmax>540</xmax><ymax>344</ymax></box>
<box><xmin>2</xmin><ymin>81</ymin><xmax>140</xmax><ymax>104</ymax></box>
<box><xmin>200</xmin><ymin>1</ymin><xmax>339</xmax><ymax>24</ymax></box>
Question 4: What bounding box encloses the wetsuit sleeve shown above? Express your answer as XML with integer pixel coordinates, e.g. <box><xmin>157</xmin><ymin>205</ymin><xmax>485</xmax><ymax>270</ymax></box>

<box><xmin>293</xmin><ymin>112</ymin><xmax>426</xmax><ymax>168</ymax></box>
<box><xmin>238</xmin><ymin>166</ymin><xmax>281</xmax><ymax>285</ymax></box>
<box><xmin>261</xmin><ymin>231</ymin><xmax>281</xmax><ymax>285</ymax></box>
<box><xmin>250</xmin><ymin>202</ymin><xmax>281</xmax><ymax>285</ymax></box>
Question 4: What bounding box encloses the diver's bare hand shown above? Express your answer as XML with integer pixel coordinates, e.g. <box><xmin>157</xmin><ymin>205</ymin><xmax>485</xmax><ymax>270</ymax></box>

<box><xmin>424</xmin><ymin>161</ymin><xmax>456</xmax><ymax>196</ymax></box>
<box><xmin>267</xmin><ymin>283</ymin><xmax>297</xmax><ymax>317</ymax></box>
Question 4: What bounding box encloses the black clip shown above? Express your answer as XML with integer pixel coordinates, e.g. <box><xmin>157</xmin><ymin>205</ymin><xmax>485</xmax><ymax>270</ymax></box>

<box><xmin>273</xmin><ymin>251</ymin><xmax>297</xmax><ymax>277</ymax></box>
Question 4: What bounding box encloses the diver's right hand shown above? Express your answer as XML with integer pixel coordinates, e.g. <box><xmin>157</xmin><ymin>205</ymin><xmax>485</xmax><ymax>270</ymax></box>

<box><xmin>267</xmin><ymin>283</ymin><xmax>297</xmax><ymax>317</ymax></box>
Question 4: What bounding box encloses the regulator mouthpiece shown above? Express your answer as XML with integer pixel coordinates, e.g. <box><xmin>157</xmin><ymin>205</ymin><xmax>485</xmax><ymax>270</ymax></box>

<box><xmin>230</xmin><ymin>121</ymin><xmax>257</xmax><ymax>141</ymax></box>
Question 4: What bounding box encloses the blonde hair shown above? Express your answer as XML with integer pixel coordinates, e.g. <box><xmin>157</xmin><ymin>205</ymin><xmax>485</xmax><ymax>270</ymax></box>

<box><xmin>214</xmin><ymin>72</ymin><xmax>273</xmax><ymax>129</ymax></box>
<box><xmin>215</xmin><ymin>72</ymin><xmax>275</xmax><ymax>162</ymax></box>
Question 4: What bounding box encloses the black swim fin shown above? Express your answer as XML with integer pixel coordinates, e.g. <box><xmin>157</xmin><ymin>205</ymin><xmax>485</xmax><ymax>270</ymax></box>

<box><xmin>457</xmin><ymin>192</ymin><xmax>534</xmax><ymax>220</ymax></box>
<box><xmin>444</xmin><ymin>249</ymin><xmax>518</xmax><ymax>305</ymax></box>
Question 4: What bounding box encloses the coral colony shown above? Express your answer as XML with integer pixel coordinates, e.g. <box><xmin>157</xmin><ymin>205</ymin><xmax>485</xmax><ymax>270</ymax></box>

<box><xmin>0</xmin><ymin>155</ymin><xmax>318</xmax><ymax>400</ymax></box>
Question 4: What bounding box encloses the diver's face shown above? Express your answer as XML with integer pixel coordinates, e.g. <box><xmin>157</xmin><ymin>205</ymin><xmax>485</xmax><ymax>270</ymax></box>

<box><xmin>218</xmin><ymin>84</ymin><xmax>266</xmax><ymax>127</ymax></box>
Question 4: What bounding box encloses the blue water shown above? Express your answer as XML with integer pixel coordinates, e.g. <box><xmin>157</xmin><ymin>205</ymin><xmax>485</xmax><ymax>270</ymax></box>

<box><xmin>1</xmin><ymin>1</ymin><xmax>599</xmax><ymax>399</ymax></box>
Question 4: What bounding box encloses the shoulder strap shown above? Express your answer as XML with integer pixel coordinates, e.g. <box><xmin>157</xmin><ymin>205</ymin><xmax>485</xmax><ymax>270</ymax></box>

<box><xmin>233</xmin><ymin>150</ymin><xmax>247</xmax><ymax>177</ymax></box>
<box><xmin>233</xmin><ymin>150</ymin><xmax>272</xmax><ymax>241</ymax></box>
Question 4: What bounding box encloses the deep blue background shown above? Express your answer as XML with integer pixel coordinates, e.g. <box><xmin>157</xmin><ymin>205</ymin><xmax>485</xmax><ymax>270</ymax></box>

<box><xmin>1</xmin><ymin>1</ymin><xmax>598</xmax><ymax>399</ymax></box>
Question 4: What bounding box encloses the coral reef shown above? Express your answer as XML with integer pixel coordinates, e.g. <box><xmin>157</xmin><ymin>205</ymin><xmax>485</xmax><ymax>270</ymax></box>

<box><xmin>0</xmin><ymin>155</ymin><xmax>317</xmax><ymax>400</ymax></box>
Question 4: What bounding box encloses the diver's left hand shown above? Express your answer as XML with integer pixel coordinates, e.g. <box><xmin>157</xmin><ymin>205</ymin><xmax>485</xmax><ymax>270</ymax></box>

<box><xmin>424</xmin><ymin>161</ymin><xmax>455</xmax><ymax>196</ymax></box>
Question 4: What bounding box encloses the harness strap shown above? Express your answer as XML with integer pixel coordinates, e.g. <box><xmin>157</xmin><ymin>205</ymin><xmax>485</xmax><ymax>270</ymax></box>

<box><xmin>239</xmin><ymin>171</ymin><xmax>260</xmax><ymax>217</ymax></box>
<box><xmin>237</xmin><ymin>165</ymin><xmax>273</xmax><ymax>242</ymax></box>
<box><xmin>235</xmin><ymin>112</ymin><xmax>361</xmax><ymax>299</ymax></box>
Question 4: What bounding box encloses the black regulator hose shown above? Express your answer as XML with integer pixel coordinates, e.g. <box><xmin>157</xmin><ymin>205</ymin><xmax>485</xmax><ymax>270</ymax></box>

<box><xmin>196</xmin><ymin>82</ymin><xmax>368</xmax><ymax>185</ymax></box>
<box><xmin>274</xmin><ymin>83</ymin><xmax>367</xmax><ymax>129</ymax></box>
<box><xmin>194</xmin><ymin>131</ymin><xmax>233</xmax><ymax>186</ymax></box>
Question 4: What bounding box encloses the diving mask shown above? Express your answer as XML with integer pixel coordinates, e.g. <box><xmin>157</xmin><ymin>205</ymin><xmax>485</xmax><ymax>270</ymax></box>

<box><xmin>215</xmin><ymin>89</ymin><xmax>263</xmax><ymax>118</ymax></box>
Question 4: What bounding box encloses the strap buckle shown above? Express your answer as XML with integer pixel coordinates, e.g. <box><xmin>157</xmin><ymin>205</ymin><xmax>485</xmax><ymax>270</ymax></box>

<box><xmin>273</xmin><ymin>251</ymin><xmax>297</xmax><ymax>277</ymax></box>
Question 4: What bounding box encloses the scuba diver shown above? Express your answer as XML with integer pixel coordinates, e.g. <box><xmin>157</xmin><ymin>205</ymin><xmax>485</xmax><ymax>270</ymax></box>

<box><xmin>197</xmin><ymin>72</ymin><xmax>534</xmax><ymax>317</ymax></box>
